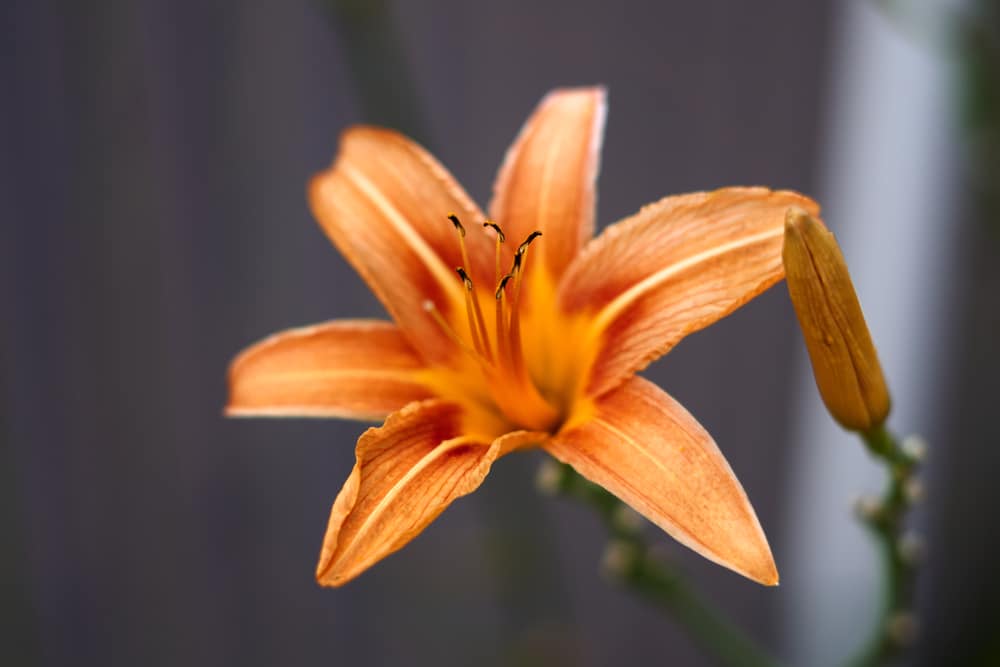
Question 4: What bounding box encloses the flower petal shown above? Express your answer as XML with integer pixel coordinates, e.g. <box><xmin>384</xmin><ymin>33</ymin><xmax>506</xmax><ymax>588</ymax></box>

<box><xmin>558</xmin><ymin>187</ymin><xmax>820</xmax><ymax>397</ymax></box>
<box><xmin>226</xmin><ymin>320</ymin><xmax>434</xmax><ymax>421</ymax></box>
<box><xmin>309</xmin><ymin>127</ymin><xmax>495</xmax><ymax>366</ymax></box>
<box><xmin>490</xmin><ymin>87</ymin><xmax>606</xmax><ymax>284</ymax></box>
<box><xmin>546</xmin><ymin>376</ymin><xmax>777</xmax><ymax>585</ymax></box>
<box><xmin>316</xmin><ymin>401</ymin><xmax>540</xmax><ymax>586</ymax></box>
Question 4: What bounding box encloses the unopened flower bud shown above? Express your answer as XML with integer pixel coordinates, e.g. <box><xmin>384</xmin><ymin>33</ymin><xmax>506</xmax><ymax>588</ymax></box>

<box><xmin>783</xmin><ymin>208</ymin><xmax>891</xmax><ymax>433</ymax></box>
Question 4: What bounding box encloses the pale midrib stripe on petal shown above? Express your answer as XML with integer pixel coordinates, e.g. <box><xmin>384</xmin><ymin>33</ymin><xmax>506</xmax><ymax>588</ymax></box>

<box><xmin>334</xmin><ymin>435</ymin><xmax>487</xmax><ymax>567</ymax></box>
<box><xmin>588</xmin><ymin>415</ymin><xmax>717</xmax><ymax>556</ymax></box>
<box><xmin>592</xmin><ymin>416</ymin><xmax>676</xmax><ymax>486</ymax></box>
<box><xmin>226</xmin><ymin>406</ymin><xmax>390</xmax><ymax>420</ymax></box>
<box><xmin>537</xmin><ymin>122</ymin><xmax>566</xmax><ymax>238</ymax></box>
<box><xmin>242</xmin><ymin>369</ymin><xmax>421</xmax><ymax>386</ymax></box>
<box><xmin>341</xmin><ymin>164</ymin><xmax>463</xmax><ymax>305</ymax></box>
<box><xmin>592</xmin><ymin>227</ymin><xmax>784</xmax><ymax>332</ymax></box>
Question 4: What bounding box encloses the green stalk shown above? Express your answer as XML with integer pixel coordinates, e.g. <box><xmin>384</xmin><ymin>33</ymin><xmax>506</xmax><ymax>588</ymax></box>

<box><xmin>847</xmin><ymin>426</ymin><xmax>922</xmax><ymax>667</ymax></box>
<box><xmin>321</xmin><ymin>0</ymin><xmax>432</xmax><ymax>144</ymax></box>
<box><xmin>545</xmin><ymin>463</ymin><xmax>783</xmax><ymax>667</ymax></box>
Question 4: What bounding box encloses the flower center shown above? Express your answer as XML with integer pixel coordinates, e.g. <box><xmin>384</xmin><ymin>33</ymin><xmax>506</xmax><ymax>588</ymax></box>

<box><xmin>423</xmin><ymin>214</ymin><xmax>560</xmax><ymax>432</ymax></box>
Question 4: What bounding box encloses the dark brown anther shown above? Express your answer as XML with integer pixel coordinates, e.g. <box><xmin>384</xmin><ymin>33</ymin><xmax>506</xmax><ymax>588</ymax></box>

<box><xmin>455</xmin><ymin>266</ymin><xmax>474</xmax><ymax>290</ymax></box>
<box><xmin>495</xmin><ymin>274</ymin><xmax>512</xmax><ymax>300</ymax></box>
<box><xmin>483</xmin><ymin>221</ymin><xmax>506</xmax><ymax>242</ymax></box>
<box><xmin>448</xmin><ymin>213</ymin><xmax>466</xmax><ymax>237</ymax></box>
<box><xmin>517</xmin><ymin>231</ymin><xmax>543</xmax><ymax>255</ymax></box>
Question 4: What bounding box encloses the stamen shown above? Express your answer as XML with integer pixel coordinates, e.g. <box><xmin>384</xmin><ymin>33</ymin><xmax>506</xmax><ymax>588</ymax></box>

<box><xmin>494</xmin><ymin>275</ymin><xmax>512</xmax><ymax>368</ymax></box>
<box><xmin>482</xmin><ymin>221</ymin><xmax>506</xmax><ymax>242</ymax></box>
<box><xmin>507</xmin><ymin>231</ymin><xmax>542</xmax><ymax>384</ymax></box>
<box><xmin>448</xmin><ymin>213</ymin><xmax>473</xmax><ymax>282</ymax></box>
<box><xmin>494</xmin><ymin>274</ymin><xmax>512</xmax><ymax>300</ymax></box>
<box><xmin>516</xmin><ymin>231</ymin><xmax>542</xmax><ymax>255</ymax></box>
<box><xmin>456</xmin><ymin>267</ymin><xmax>492</xmax><ymax>361</ymax></box>
<box><xmin>429</xmin><ymin>217</ymin><xmax>559</xmax><ymax>431</ymax></box>
<box><xmin>448</xmin><ymin>213</ymin><xmax>466</xmax><ymax>236</ymax></box>
<box><xmin>455</xmin><ymin>266</ymin><xmax>474</xmax><ymax>290</ymax></box>
<box><xmin>483</xmin><ymin>220</ymin><xmax>506</xmax><ymax>284</ymax></box>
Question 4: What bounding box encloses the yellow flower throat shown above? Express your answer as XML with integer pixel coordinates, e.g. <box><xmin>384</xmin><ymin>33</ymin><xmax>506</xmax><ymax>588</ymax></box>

<box><xmin>422</xmin><ymin>214</ymin><xmax>561</xmax><ymax>434</ymax></box>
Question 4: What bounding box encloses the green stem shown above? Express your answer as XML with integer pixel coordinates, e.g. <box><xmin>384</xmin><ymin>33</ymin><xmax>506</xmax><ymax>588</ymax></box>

<box><xmin>320</xmin><ymin>0</ymin><xmax>433</xmax><ymax>144</ymax></box>
<box><xmin>547</xmin><ymin>463</ymin><xmax>782</xmax><ymax>667</ymax></box>
<box><xmin>846</xmin><ymin>426</ymin><xmax>921</xmax><ymax>667</ymax></box>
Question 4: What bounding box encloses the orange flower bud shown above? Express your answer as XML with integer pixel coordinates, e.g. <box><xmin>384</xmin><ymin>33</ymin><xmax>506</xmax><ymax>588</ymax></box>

<box><xmin>783</xmin><ymin>207</ymin><xmax>891</xmax><ymax>432</ymax></box>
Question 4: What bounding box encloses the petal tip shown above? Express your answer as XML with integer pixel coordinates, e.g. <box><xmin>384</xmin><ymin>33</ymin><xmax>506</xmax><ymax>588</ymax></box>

<box><xmin>315</xmin><ymin>569</ymin><xmax>351</xmax><ymax>588</ymax></box>
<box><xmin>541</xmin><ymin>85</ymin><xmax>608</xmax><ymax>108</ymax></box>
<box><xmin>739</xmin><ymin>545</ymin><xmax>779</xmax><ymax>587</ymax></box>
<box><xmin>307</xmin><ymin>168</ymin><xmax>333</xmax><ymax>207</ymax></box>
<box><xmin>759</xmin><ymin>563</ymin><xmax>780</xmax><ymax>587</ymax></box>
<box><xmin>315</xmin><ymin>555</ymin><xmax>345</xmax><ymax>587</ymax></box>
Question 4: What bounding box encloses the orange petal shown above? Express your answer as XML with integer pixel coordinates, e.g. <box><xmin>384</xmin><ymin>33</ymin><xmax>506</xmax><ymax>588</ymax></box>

<box><xmin>490</xmin><ymin>87</ymin><xmax>606</xmax><ymax>285</ymax></box>
<box><xmin>547</xmin><ymin>376</ymin><xmax>777</xmax><ymax>585</ymax></box>
<box><xmin>559</xmin><ymin>187</ymin><xmax>820</xmax><ymax>397</ymax></box>
<box><xmin>316</xmin><ymin>401</ymin><xmax>542</xmax><ymax>586</ymax></box>
<box><xmin>226</xmin><ymin>320</ymin><xmax>434</xmax><ymax>421</ymax></box>
<box><xmin>309</xmin><ymin>127</ymin><xmax>495</xmax><ymax>366</ymax></box>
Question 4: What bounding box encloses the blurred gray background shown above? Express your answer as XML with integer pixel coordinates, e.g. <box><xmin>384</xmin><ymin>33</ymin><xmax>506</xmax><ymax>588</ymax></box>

<box><xmin>3</xmin><ymin>0</ymin><xmax>998</xmax><ymax>665</ymax></box>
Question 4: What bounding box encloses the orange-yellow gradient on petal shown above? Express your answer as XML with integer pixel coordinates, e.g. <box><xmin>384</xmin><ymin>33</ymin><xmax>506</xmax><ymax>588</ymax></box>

<box><xmin>316</xmin><ymin>401</ymin><xmax>546</xmax><ymax>586</ymax></box>
<box><xmin>558</xmin><ymin>188</ymin><xmax>821</xmax><ymax>398</ymax></box>
<box><xmin>228</xmin><ymin>320</ymin><xmax>432</xmax><ymax>421</ymax></box>
<box><xmin>491</xmin><ymin>88</ymin><xmax>606</xmax><ymax>285</ymax></box>
<box><xmin>227</xmin><ymin>86</ymin><xmax>820</xmax><ymax>588</ymax></box>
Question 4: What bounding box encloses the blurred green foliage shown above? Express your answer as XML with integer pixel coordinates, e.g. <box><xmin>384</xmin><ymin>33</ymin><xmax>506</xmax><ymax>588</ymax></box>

<box><xmin>960</xmin><ymin>1</ymin><xmax>1000</xmax><ymax>233</ymax></box>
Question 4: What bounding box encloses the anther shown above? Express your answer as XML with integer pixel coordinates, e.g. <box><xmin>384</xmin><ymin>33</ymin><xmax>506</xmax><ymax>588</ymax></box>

<box><xmin>448</xmin><ymin>213</ymin><xmax>465</xmax><ymax>236</ymax></box>
<box><xmin>483</xmin><ymin>221</ymin><xmax>506</xmax><ymax>242</ymax></box>
<box><xmin>517</xmin><ymin>231</ymin><xmax>543</xmax><ymax>255</ymax></box>
<box><xmin>495</xmin><ymin>274</ymin><xmax>512</xmax><ymax>300</ymax></box>
<box><xmin>455</xmin><ymin>266</ymin><xmax>474</xmax><ymax>291</ymax></box>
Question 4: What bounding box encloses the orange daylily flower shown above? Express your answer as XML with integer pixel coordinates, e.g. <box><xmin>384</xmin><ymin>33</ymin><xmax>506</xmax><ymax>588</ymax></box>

<box><xmin>227</xmin><ymin>87</ymin><xmax>821</xmax><ymax>587</ymax></box>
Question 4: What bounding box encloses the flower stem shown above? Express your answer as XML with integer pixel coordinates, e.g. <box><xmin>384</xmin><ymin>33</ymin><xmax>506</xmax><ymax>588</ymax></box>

<box><xmin>543</xmin><ymin>462</ymin><xmax>783</xmax><ymax>667</ymax></box>
<box><xmin>846</xmin><ymin>426</ymin><xmax>922</xmax><ymax>667</ymax></box>
<box><xmin>320</xmin><ymin>0</ymin><xmax>433</xmax><ymax>144</ymax></box>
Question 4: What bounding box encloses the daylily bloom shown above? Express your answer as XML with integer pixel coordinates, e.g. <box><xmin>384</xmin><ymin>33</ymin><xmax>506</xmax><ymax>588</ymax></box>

<box><xmin>227</xmin><ymin>87</ymin><xmax>820</xmax><ymax>587</ymax></box>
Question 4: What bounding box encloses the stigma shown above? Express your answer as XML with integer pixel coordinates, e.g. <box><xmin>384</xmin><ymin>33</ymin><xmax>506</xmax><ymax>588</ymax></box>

<box><xmin>424</xmin><ymin>214</ymin><xmax>559</xmax><ymax>431</ymax></box>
